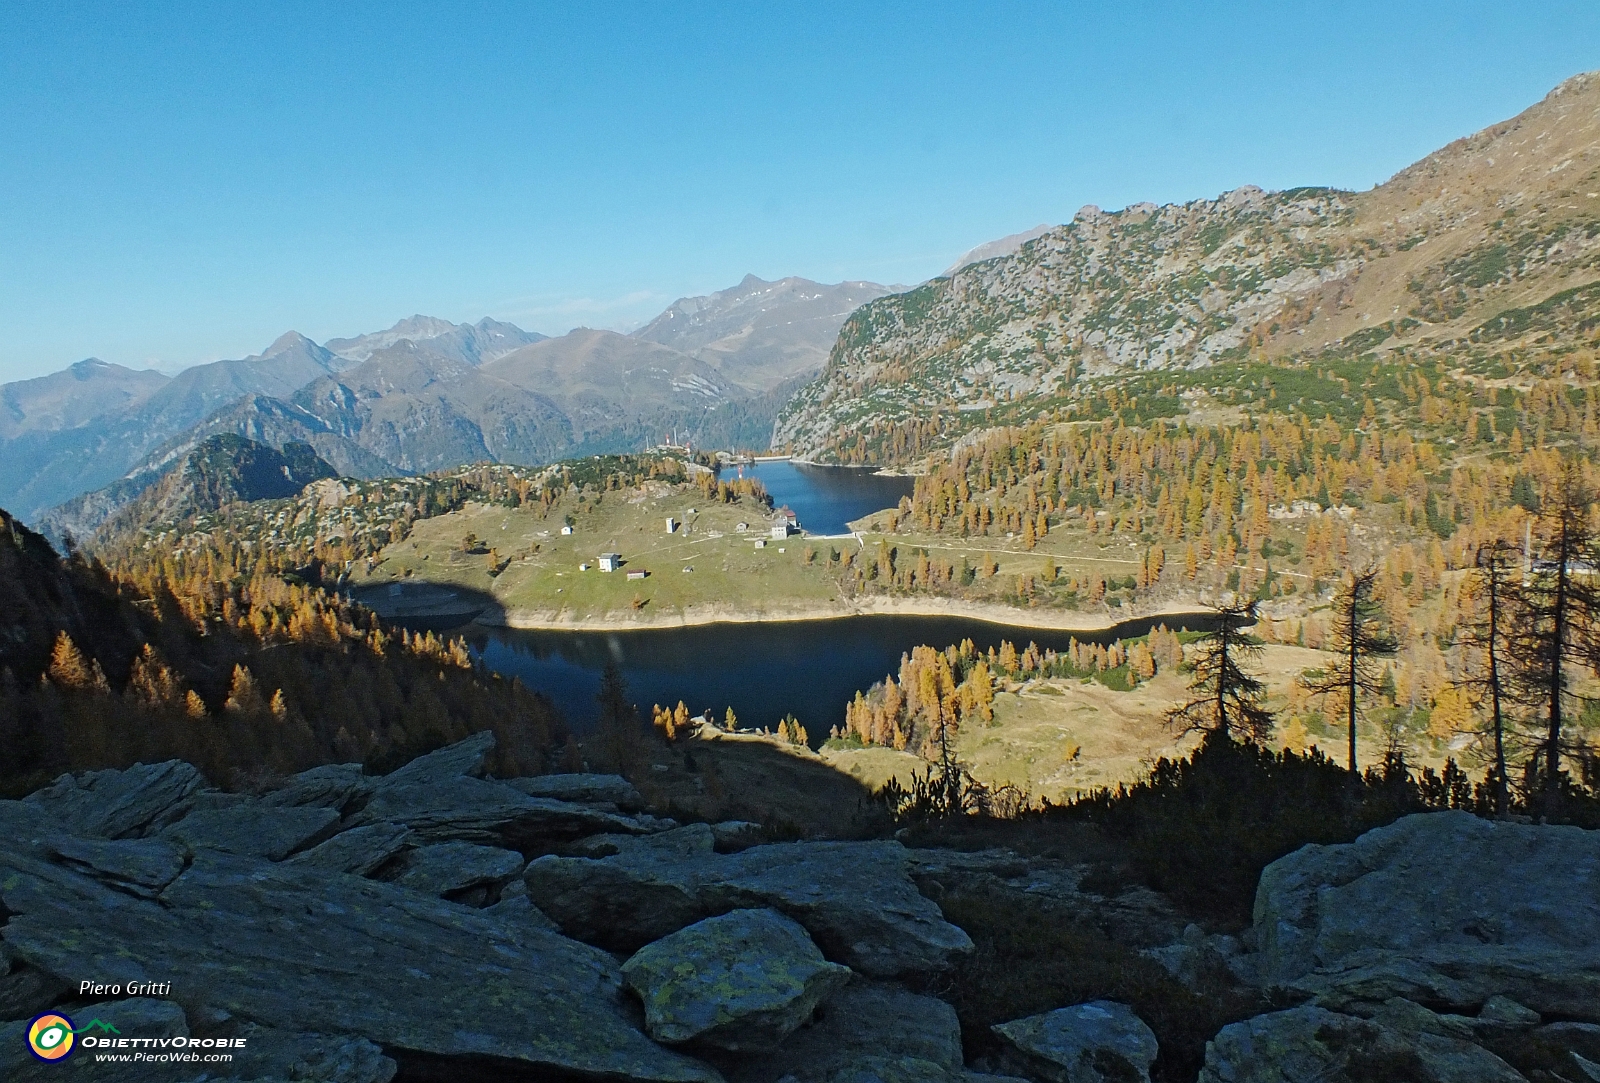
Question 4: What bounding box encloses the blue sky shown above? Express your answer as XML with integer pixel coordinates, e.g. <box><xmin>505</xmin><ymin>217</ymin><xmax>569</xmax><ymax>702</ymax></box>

<box><xmin>2</xmin><ymin>2</ymin><xmax>1597</xmax><ymax>382</ymax></box>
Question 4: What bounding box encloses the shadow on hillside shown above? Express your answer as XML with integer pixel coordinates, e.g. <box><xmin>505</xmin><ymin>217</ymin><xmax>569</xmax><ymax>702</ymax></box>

<box><xmin>348</xmin><ymin>580</ymin><xmax>506</xmax><ymax>633</ymax></box>
<box><xmin>631</xmin><ymin>730</ymin><xmax>892</xmax><ymax>840</ymax></box>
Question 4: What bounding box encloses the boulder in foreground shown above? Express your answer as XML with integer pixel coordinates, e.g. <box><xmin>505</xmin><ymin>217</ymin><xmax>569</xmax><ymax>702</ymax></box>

<box><xmin>990</xmin><ymin>1000</ymin><xmax>1158</xmax><ymax>1083</ymax></box>
<box><xmin>1254</xmin><ymin>811</ymin><xmax>1600</xmax><ymax>1021</ymax></box>
<box><xmin>623</xmin><ymin>908</ymin><xmax>851</xmax><ymax>1050</ymax></box>
<box><xmin>1196</xmin><ymin>1004</ymin><xmax>1527</xmax><ymax>1083</ymax></box>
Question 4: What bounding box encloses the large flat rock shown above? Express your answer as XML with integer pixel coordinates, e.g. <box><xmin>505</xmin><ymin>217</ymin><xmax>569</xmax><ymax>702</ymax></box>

<box><xmin>716</xmin><ymin>979</ymin><xmax>967</xmax><ymax>1083</ymax></box>
<box><xmin>357</xmin><ymin>774</ymin><xmax>663</xmax><ymax>847</ymax></box>
<box><xmin>260</xmin><ymin>762</ymin><xmax>375</xmax><ymax>812</ymax></box>
<box><xmin>991</xmin><ymin>1001</ymin><xmax>1158</xmax><ymax>1083</ymax></box>
<box><xmin>506</xmin><ymin>772</ymin><xmax>646</xmax><ymax>811</ymax></box>
<box><xmin>394</xmin><ymin>840</ymin><xmax>525</xmax><ymax>899</ymax></box>
<box><xmin>1253</xmin><ymin>812</ymin><xmax>1600</xmax><ymax>1020</ymax></box>
<box><xmin>0</xmin><ymin>833</ymin><xmax>720</xmax><ymax>1082</ymax></box>
<box><xmin>286</xmin><ymin>822</ymin><xmax>412</xmax><ymax>876</ymax></box>
<box><xmin>162</xmin><ymin>803</ymin><xmax>341</xmax><ymax>860</ymax></box>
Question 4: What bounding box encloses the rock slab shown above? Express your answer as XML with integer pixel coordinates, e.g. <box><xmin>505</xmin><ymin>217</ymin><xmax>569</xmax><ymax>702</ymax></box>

<box><xmin>394</xmin><ymin>840</ymin><xmax>524</xmax><ymax>899</ymax></box>
<box><xmin>0</xmin><ymin>836</ymin><xmax>720</xmax><ymax>1082</ymax></box>
<box><xmin>1253</xmin><ymin>811</ymin><xmax>1600</xmax><ymax>1020</ymax></box>
<box><xmin>715</xmin><ymin>979</ymin><xmax>966</xmax><ymax>1083</ymax></box>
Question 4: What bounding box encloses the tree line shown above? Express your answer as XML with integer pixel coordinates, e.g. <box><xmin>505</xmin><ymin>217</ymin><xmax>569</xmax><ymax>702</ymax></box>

<box><xmin>0</xmin><ymin>507</ymin><xmax>562</xmax><ymax>796</ymax></box>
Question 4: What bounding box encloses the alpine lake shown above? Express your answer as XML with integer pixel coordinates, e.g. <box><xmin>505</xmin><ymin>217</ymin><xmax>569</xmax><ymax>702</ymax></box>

<box><xmin>385</xmin><ymin>461</ymin><xmax>1211</xmax><ymax>735</ymax></box>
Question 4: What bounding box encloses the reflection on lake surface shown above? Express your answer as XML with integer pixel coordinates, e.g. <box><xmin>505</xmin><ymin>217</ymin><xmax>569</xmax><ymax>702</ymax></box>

<box><xmin>737</xmin><ymin>460</ymin><xmax>913</xmax><ymax>535</ymax></box>
<box><xmin>466</xmin><ymin>612</ymin><xmax>1214</xmax><ymax>737</ymax></box>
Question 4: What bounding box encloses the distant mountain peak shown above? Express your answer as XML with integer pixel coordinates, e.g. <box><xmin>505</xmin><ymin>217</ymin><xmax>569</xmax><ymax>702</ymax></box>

<box><xmin>323</xmin><ymin>316</ymin><xmax>544</xmax><ymax>366</ymax></box>
<box><xmin>69</xmin><ymin>358</ymin><xmax>112</xmax><ymax>377</ymax></box>
<box><xmin>264</xmin><ymin>331</ymin><xmax>318</xmax><ymax>356</ymax></box>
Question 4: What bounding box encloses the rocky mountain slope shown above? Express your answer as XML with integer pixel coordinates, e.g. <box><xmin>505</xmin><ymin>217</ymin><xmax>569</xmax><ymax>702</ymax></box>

<box><xmin>0</xmin><ymin>358</ymin><xmax>169</xmax><ymax>442</ymax></box>
<box><xmin>777</xmin><ymin>71</ymin><xmax>1600</xmax><ymax>460</ymax></box>
<box><xmin>634</xmin><ymin>274</ymin><xmax>894</xmax><ymax>393</ymax></box>
<box><xmin>943</xmin><ymin>225</ymin><xmax>1053</xmax><ymax>276</ymax></box>
<box><xmin>36</xmin><ymin>434</ymin><xmax>337</xmax><ymax>545</ymax></box>
<box><xmin>6</xmin><ymin>275</ymin><xmax>887</xmax><ymax>524</ymax></box>
<box><xmin>0</xmin><ymin>333</ymin><xmax>351</xmax><ymax>520</ymax></box>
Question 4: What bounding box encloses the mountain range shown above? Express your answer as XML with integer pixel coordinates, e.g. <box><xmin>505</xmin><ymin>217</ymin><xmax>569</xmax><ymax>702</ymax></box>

<box><xmin>14</xmin><ymin>71</ymin><xmax>1600</xmax><ymax>521</ymax></box>
<box><xmin>1</xmin><ymin>277</ymin><xmax>889</xmax><ymax>524</ymax></box>
<box><xmin>777</xmin><ymin>71</ymin><xmax>1600</xmax><ymax>458</ymax></box>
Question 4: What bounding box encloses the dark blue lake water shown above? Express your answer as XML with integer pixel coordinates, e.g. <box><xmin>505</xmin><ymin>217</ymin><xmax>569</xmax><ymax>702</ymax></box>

<box><xmin>467</xmin><ymin>612</ymin><xmax>1208</xmax><ymax>736</ymax></box>
<box><xmin>735</xmin><ymin>460</ymin><xmax>913</xmax><ymax>535</ymax></box>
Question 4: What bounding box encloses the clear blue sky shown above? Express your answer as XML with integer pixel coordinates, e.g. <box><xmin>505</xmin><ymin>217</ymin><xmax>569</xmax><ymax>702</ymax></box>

<box><xmin>2</xmin><ymin>2</ymin><xmax>1597</xmax><ymax>381</ymax></box>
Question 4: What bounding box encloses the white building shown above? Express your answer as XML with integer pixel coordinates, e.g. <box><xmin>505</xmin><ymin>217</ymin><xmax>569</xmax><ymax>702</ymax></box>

<box><xmin>599</xmin><ymin>553</ymin><xmax>622</xmax><ymax>572</ymax></box>
<box><xmin>665</xmin><ymin>517</ymin><xmax>677</xmax><ymax>533</ymax></box>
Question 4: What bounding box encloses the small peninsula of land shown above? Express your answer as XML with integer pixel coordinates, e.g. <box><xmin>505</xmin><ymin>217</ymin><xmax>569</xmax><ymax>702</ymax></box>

<box><xmin>345</xmin><ymin>474</ymin><xmax>1227</xmax><ymax>635</ymax></box>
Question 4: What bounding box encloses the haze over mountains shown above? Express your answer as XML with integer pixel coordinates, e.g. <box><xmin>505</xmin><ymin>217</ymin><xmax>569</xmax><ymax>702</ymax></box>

<box><xmin>1</xmin><ymin>276</ymin><xmax>889</xmax><ymax>526</ymax></box>
<box><xmin>16</xmin><ymin>71</ymin><xmax>1600</xmax><ymax>524</ymax></box>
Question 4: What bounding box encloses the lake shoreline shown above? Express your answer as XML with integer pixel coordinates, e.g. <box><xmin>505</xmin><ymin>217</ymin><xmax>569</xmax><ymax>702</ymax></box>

<box><xmin>474</xmin><ymin>595</ymin><xmax>1213</xmax><ymax>635</ymax></box>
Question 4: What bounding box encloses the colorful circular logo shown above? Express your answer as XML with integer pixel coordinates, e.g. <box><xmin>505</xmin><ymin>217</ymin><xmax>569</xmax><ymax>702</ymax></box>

<box><xmin>27</xmin><ymin>1013</ymin><xmax>75</xmax><ymax>1061</ymax></box>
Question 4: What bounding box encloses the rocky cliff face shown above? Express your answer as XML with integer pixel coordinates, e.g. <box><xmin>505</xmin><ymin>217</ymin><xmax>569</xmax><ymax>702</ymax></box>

<box><xmin>778</xmin><ymin>71</ymin><xmax>1600</xmax><ymax>461</ymax></box>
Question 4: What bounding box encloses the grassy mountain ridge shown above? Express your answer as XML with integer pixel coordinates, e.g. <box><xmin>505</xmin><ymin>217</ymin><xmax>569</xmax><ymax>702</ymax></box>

<box><xmin>777</xmin><ymin>71</ymin><xmax>1600</xmax><ymax>462</ymax></box>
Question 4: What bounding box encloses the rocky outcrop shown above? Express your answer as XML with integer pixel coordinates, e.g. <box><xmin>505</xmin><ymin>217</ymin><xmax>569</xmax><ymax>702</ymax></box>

<box><xmin>525</xmin><ymin>827</ymin><xmax>975</xmax><ymax>977</ymax></box>
<box><xmin>0</xmin><ymin>819</ymin><xmax>719</xmax><ymax>1081</ymax></box>
<box><xmin>0</xmin><ymin>734</ymin><xmax>993</xmax><ymax>1082</ymax></box>
<box><xmin>162</xmin><ymin>803</ymin><xmax>341</xmax><ymax>860</ymax></box>
<box><xmin>1201</xmin><ymin>811</ymin><xmax>1600</xmax><ymax>1082</ymax></box>
<box><xmin>623</xmin><ymin>908</ymin><xmax>851</xmax><ymax>1050</ymax></box>
<box><xmin>260</xmin><ymin>762</ymin><xmax>375</xmax><ymax>812</ymax></box>
<box><xmin>990</xmin><ymin>1001</ymin><xmax>1159</xmax><ymax>1083</ymax></box>
<box><xmin>286</xmin><ymin>822</ymin><xmax>412</xmax><ymax>876</ymax></box>
<box><xmin>357</xmin><ymin>773</ymin><xmax>667</xmax><ymax>847</ymax></box>
<box><xmin>22</xmin><ymin>760</ymin><xmax>204</xmax><ymax>838</ymax></box>
<box><xmin>1253</xmin><ymin>811</ymin><xmax>1600</xmax><ymax>1021</ymax></box>
<box><xmin>0</xmin><ymin>738</ymin><xmax>729</xmax><ymax>1081</ymax></box>
<box><xmin>506</xmin><ymin>771</ymin><xmax>645</xmax><ymax>811</ymax></box>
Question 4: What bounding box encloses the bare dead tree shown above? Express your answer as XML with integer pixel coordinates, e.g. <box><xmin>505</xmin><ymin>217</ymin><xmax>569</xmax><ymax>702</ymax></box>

<box><xmin>1302</xmin><ymin>567</ymin><xmax>1397</xmax><ymax>773</ymax></box>
<box><xmin>1457</xmin><ymin>540</ymin><xmax>1517</xmax><ymax>815</ymax></box>
<box><xmin>1165</xmin><ymin>600</ymin><xmax>1273</xmax><ymax>744</ymax></box>
<box><xmin>1507</xmin><ymin>467</ymin><xmax>1600</xmax><ymax>802</ymax></box>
